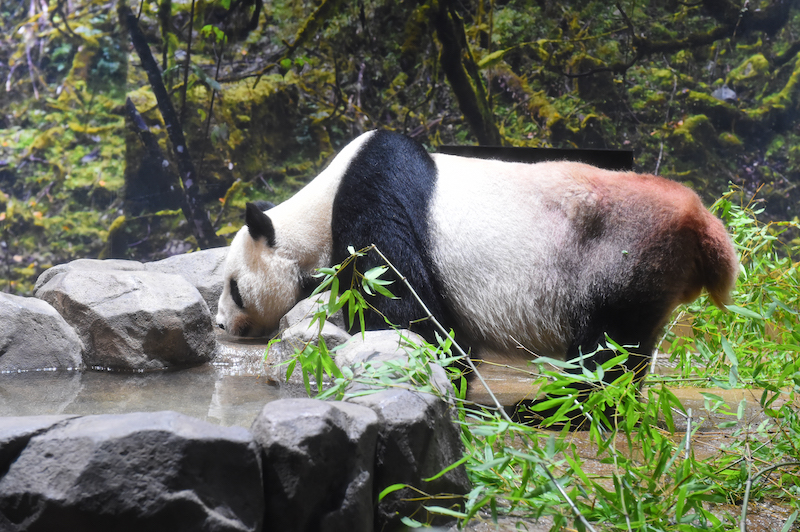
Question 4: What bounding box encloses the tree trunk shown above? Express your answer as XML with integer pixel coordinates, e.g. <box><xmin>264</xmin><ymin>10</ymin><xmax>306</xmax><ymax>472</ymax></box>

<box><xmin>432</xmin><ymin>0</ymin><xmax>502</xmax><ymax>145</ymax></box>
<box><xmin>119</xmin><ymin>4</ymin><xmax>225</xmax><ymax>249</ymax></box>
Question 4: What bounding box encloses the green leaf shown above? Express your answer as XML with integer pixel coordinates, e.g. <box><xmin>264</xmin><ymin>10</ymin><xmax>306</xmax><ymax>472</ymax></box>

<box><xmin>780</xmin><ymin>510</ymin><xmax>798</xmax><ymax>532</ymax></box>
<box><xmin>423</xmin><ymin>506</ymin><xmax>468</xmax><ymax>518</ymax></box>
<box><xmin>215</xmin><ymin>224</ymin><xmax>240</xmax><ymax>236</ymax></box>
<box><xmin>378</xmin><ymin>483</ymin><xmax>407</xmax><ymax>501</ymax></box>
<box><xmin>721</xmin><ymin>335</ymin><xmax>738</xmax><ymax>366</ymax></box>
<box><xmin>477</xmin><ymin>47</ymin><xmax>513</xmax><ymax>69</ymax></box>
<box><xmin>725</xmin><ymin>305</ymin><xmax>764</xmax><ymax>320</ymax></box>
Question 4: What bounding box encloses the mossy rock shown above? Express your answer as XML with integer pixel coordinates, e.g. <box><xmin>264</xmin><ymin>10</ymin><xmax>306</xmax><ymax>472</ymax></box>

<box><xmin>683</xmin><ymin>90</ymin><xmax>746</xmax><ymax>132</ymax></box>
<box><xmin>727</xmin><ymin>54</ymin><xmax>770</xmax><ymax>95</ymax></box>
<box><xmin>668</xmin><ymin>114</ymin><xmax>717</xmax><ymax>165</ymax></box>
<box><xmin>180</xmin><ymin>75</ymin><xmax>326</xmax><ymax>189</ymax></box>
<box><xmin>718</xmin><ymin>131</ymin><xmax>743</xmax><ymax>148</ymax></box>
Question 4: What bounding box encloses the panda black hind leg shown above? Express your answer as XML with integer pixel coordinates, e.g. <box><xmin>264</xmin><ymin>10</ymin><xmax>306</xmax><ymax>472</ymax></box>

<box><xmin>513</xmin><ymin>293</ymin><xmax>671</xmax><ymax>428</ymax></box>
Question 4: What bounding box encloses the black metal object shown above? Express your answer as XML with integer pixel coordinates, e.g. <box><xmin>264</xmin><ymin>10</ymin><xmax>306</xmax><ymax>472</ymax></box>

<box><xmin>437</xmin><ymin>145</ymin><xmax>634</xmax><ymax>171</ymax></box>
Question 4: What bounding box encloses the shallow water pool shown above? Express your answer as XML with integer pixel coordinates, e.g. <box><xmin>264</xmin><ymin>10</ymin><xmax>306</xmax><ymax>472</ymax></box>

<box><xmin>0</xmin><ymin>334</ymin><xmax>307</xmax><ymax>428</ymax></box>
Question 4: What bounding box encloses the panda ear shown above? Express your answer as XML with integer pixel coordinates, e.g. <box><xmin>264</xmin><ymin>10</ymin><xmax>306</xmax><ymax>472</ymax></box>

<box><xmin>251</xmin><ymin>199</ymin><xmax>276</xmax><ymax>211</ymax></box>
<box><xmin>245</xmin><ymin>202</ymin><xmax>276</xmax><ymax>247</ymax></box>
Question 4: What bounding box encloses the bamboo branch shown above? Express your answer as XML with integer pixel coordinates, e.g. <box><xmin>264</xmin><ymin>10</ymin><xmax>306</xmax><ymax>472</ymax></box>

<box><xmin>740</xmin><ymin>461</ymin><xmax>800</xmax><ymax>532</ymax></box>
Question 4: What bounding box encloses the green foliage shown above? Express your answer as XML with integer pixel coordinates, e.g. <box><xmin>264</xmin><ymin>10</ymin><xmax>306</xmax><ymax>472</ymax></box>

<box><xmin>664</xmin><ymin>187</ymin><xmax>800</xmax><ymax>388</ymax></box>
<box><xmin>3</xmin><ymin>0</ymin><xmax>800</xmax><ymax>292</ymax></box>
<box><xmin>271</xmin><ymin>244</ymin><xmax>464</xmax><ymax>400</ymax></box>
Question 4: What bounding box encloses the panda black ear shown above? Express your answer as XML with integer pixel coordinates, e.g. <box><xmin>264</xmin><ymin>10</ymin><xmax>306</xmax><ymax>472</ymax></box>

<box><xmin>245</xmin><ymin>202</ymin><xmax>276</xmax><ymax>247</ymax></box>
<box><xmin>251</xmin><ymin>199</ymin><xmax>276</xmax><ymax>211</ymax></box>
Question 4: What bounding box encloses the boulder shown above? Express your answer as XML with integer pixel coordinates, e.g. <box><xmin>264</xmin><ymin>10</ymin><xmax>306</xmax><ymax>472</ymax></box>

<box><xmin>265</xmin><ymin>318</ymin><xmax>351</xmax><ymax>385</ymax></box>
<box><xmin>0</xmin><ymin>293</ymin><xmax>84</xmax><ymax>372</ymax></box>
<box><xmin>145</xmin><ymin>247</ymin><xmax>228</xmax><ymax>316</ymax></box>
<box><xmin>349</xmin><ymin>389</ymin><xmax>471</xmax><ymax>531</ymax></box>
<box><xmin>0</xmin><ymin>411</ymin><xmax>263</xmax><ymax>532</ymax></box>
<box><xmin>250</xmin><ymin>398</ymin><xmax>378</xmax><ymax>532</ymax></box>
<box><xmin>0</xmin><ymin>415</ymin><xmax>76</xmax><ymax>469</ymax></box>
<box><xmin>36</xmin><ymin>269</ymin><xmax>216</xmax><ymax>370</ymax></box>
<box><xmin>33</xmin><ymin>258</ymin><xmax>145</xmax><ymax>293</ymax></box>
<box><xmin>278</xmin><ymin>291</ymin><xmax>346</xmax><ymax>331</ymax></box>
<box><xmin>335</xmin><ymin>330</ymin><xmax>453</xmax><ymax>397</ymax></box>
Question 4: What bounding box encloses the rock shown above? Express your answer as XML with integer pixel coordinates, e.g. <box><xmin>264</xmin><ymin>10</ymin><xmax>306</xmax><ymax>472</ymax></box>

<box><xmin>33</xmin><ymin>258</ymin><xmax>145</xmax><ymax>293</ymax></box>
<box><xmin>265</xmin><ymin>318</ymin><xmax>351</xmax><ymax>386</ymax></box>
<box><xmin>711</xmin><ymin>85</ymin><xmax>737</xmax><ymax>103</ymax></box>
<box><xmin>0</xmin><ymin>293</ymin><xmax>84</xmax><ymax>372</ymax></box>
<box><xmin>0</xmin><ymin>411</ymin><xmax>263</xmax><ymax>532</ymax></box>
<box><xmin>0</xmin><ymin>415</ymin><xmax>75</xmax><ymax>470</ymax></box>
<box><xmin>335</xmin><ymin>330</ymin><xmax>454</xmax><ymax>398</ymax></box>
<box><xmin>278</xmin><ymin>291</ymin><xmax>346</xmax><ymax>331</ymax></box>
<box><xmin>349</xmin><ymin>389</ymin><xmax>471</xmax><ymax>531</ymax></box>
<box><xmin>145</xmin><ymin>247</ymin><xmax>228</xmax><ymax>316</ymax></box>
<box><xmin>36</xmin><ymin>269</ymin><xmax>216</xmax><ymax>371</ymax></box>
<box><xmin>250</xmin><ymin>398</ymin><xmax>379</xmax><ymax>532</ymax></box>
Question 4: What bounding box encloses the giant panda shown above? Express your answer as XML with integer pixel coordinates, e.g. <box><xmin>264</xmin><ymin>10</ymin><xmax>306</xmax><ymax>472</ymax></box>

<box><xmin>216</xmin><ymin>129</ymin><xmax>738</xmax><ymax>385</ymax></box>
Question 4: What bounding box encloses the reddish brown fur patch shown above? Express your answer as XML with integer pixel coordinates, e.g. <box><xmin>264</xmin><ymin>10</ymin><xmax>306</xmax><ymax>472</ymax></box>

<box><xmin>575</xmin><ymin>166</ymin><xmax>737</xmax><ymax>309</ymax></box>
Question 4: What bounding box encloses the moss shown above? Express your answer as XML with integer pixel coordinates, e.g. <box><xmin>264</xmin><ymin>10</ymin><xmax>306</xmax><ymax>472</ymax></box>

<box><xmin>401</xmin><ymin>4</ymin><xmax>432</xmax><ymax>62</ymax></box>
<box><xmin>684</xmin><ymin>90</ymin><xmax>739</xmax><ymax>129</ymax></box>
<box><xmin>727</xmin><ymin>53</ymin><xmax>770</xmax><ymax>97</ymax></box>
<box><xmin>718</xmin><ymin>131</ymin><xmax>743</xmax><ymax>148</ymax></box>
<box><xmin>729</xmin><ymin>54</ymin><xmax>769</xmax><ymax>82</ymax></box>
<box><xmin>98</xmin><ymin>215</ymin><xmax>126</xmax><ymax>259</ymax></box>
<box><xmin>746</xmin><ymin>55</ymin><xmax>800</xmax><ymax>125</ymax></box>
<box><xmin>669</xmin><ymin>114</ymin><xmax>717</xmax><ymax>164</ymax></box>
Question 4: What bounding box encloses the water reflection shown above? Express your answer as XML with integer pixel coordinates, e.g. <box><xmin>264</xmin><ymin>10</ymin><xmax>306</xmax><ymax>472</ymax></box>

<box><xmin>0</xmin><ymin>365</ymin><xmax>306</xmax><ymax>428</ymax></box>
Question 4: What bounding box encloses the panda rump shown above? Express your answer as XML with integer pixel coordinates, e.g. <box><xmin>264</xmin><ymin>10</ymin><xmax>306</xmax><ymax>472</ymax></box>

<box><xmin>217</xmin><ymin>130</ymin><xmax>738</xmax><ymax>375</ymax></box>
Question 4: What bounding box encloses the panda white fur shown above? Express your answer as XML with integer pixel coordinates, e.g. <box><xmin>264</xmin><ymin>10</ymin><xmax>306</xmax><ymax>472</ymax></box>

<box><xmin>217</xmin><ymin>130</ymin><xmax>738</xmax><ymax>378</ymax></box>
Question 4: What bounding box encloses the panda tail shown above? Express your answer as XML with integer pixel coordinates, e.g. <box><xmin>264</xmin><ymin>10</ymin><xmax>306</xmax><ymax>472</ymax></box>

<box><xmin>698</xmin><ymin>210</ymin><xmax>739</xmax><ymax>309</ymax></box>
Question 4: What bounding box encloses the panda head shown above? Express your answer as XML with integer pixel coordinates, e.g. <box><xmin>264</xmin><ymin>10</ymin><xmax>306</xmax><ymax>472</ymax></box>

<box><xmin>216</xmin><ymin>201</ymin><xmax>301</xmax><ymax>337</ymax></box>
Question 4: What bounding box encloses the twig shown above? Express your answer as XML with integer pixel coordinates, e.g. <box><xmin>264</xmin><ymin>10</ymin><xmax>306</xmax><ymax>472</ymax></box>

<box><xmin>368</xmin><ymin>244</ymin><xmax>514</xmax><ymax>424</ymax></box>
<box><xmin>740</xmin><ymin>461</ymin><xmax>800</xmax><ymax>532</ymax></box>
<box><xmin>684</xmin><ymin>408</ymin><xmax>692</xmax><ymax>459</ymax></box>
<box><xmin>650</xmin><ymin>310</ymin><xmax>685</xmax><ymax>375</ymax></box>
<box><xmin>541</xmin><ymin>467</ymin><xmax>599</xmax><ymax>532</ymax></box>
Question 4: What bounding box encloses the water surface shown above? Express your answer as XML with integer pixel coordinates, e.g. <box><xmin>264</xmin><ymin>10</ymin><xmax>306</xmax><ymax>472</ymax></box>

<box><xmin>0</xmin><ymin>335</ymin><xmax>306</xmax><ymax>428</ymax></box>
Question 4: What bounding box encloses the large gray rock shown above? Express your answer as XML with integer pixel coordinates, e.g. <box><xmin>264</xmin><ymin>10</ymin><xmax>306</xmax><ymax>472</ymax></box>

<box><xmin>266</xmin><ymin>318</ymin><xmax>352</xmax><ymax>385</ymax></box>
<box><xmin>0</xmin><ymin>415</ymin><xmax>76</xmax><ymax>469</ymax></box>
<box><xmin>36</xmin><ymin>269</ymin><xmax>216</xmax><ymax>370</ymax></box>
<box><xmin>335</xmin><ymin>330</ymin><xmax>453</xmax><ymax>397</ymax></box>
<box><xmin>0</xmin><ymin>411</ymin><xmax>263</xmax><ymax>532</ymax></box>
<box><xmin>33</xmin><ymin>258</ymin><xmax>145</xmax><ymax>293</ymax></box>
<box><xmin>250</xmin><ymin>398</ymin><xmax>379</xmax><ymax>532</ymax></box>
<box><xmin>145</xmin><ymin>247</ymin><xmax>228</xmax><ymax>316</ymax></box>
<box><xmin>0</xmin><ymin>293</ymin><xmax>84</xmax><ymax>372</ymax></box>
<box><xmin>278</xmin><ymin>291</ymin><xmax>346</xmax><ymax>331</ymax></box>
<box><xmin>349</xmin><ymin>389</ymin><xmax>471</xmax><ymax>531</ymax></box>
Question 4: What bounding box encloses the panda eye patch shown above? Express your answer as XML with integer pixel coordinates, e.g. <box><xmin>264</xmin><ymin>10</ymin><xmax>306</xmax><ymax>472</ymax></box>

<box><xmin>230</xmin><ymin>279</ymin><xmax>244</xmax><ymax>309</ymax></box>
